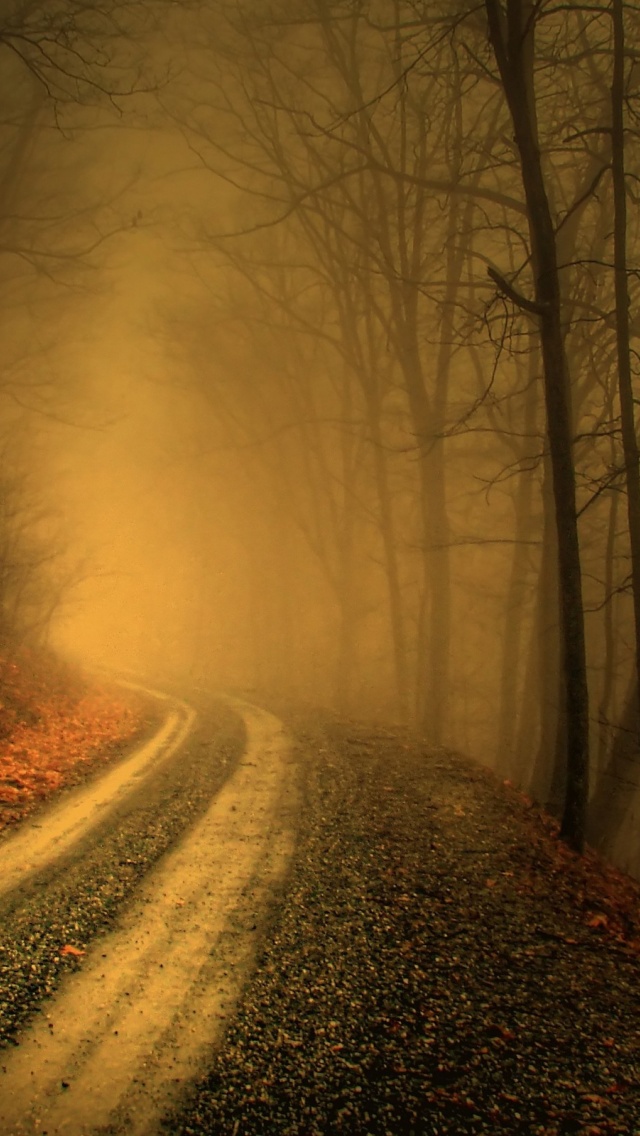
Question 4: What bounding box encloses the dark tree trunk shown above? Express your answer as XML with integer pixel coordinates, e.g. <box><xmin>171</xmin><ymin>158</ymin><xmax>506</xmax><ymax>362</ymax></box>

<box><xmin>588</xmin><ymin>677</ymin><xmax>639</xmax><ymax>849</ymax></box>
<box><xmin>485</xmin><ymin>0</ymin><xmax>590</xmax><ymax>850</ymax></box>
<box><xmin>597</xmin><ymin>487</ymin><xmax>620</xmax><ymax>769</ymax></box>
<box><xmin>334</xmin><ymin>373</ymin><xmax>359</xmax><ymax>715</ymax></box>
<box><xmin>529</xmin><ymin>456</ymin><xmax>564</xmax><ymax>805</ymax></box>
<box><xmin>611</xmin><ymin>0</ymin><xmax>640</xmax><ymax>725</ymax></box>
<box><xmin>496</xmin><ymin>352</ymin><xmax>539</xmax><ymax>774</ymax></box>
<box><xmin>367</xmin><ymin>406</ymin><xmax>410</xmax><ymax>719</ymax></box>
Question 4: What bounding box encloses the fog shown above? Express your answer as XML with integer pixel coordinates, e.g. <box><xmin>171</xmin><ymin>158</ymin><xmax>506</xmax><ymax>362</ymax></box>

<box><xmin>1</xmin><ymin>1</ymin><xmax>639</xmax><ymax>872</ymax></box>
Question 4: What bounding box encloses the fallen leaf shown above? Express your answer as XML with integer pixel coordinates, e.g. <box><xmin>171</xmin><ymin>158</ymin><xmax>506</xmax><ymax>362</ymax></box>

<box><xmin>60</xmin><ymin>944</ymin><xmax>85</xmax><ymax>957</ymax></box>
<box><xmin>586</xmin><ymin>913</ymin><xmax>608</xmax><ymax>929</ymax></box>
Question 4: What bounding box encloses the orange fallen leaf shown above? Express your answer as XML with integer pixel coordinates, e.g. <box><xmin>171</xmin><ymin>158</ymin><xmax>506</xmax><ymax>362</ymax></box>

<box><xmin>60</xmin><ymin>944</ymin><xmax>85</xmax><ymax>957</ymax></box>
<box><xmin>586</xmin><ymin>913</ymin><xmax>609</xmax><ymax>929</ymax></box>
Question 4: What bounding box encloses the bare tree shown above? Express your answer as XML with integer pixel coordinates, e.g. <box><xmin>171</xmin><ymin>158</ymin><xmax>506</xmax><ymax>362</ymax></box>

<box><xmin>481</xmin><ymin>0</ymin><xmax>590</xmax><ymax>849</ymax></box>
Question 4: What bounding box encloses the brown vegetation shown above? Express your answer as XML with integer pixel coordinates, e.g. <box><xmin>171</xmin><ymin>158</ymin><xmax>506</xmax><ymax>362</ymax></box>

<box><xmin>0</xmin><ymin>650</ymin><xmax>147</xmax><ymax>832</ymax></box>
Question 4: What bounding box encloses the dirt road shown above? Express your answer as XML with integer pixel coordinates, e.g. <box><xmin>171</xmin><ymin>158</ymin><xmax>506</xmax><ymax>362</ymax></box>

<box><xmin>0</xmin><ymin>684</ymin><xmax>196</xmax><ymax>902</ymax></box>
<box><xmin>0</xmin><ymin>690</ymin><xmax>297</xmax><ymax>1136</ymax></box>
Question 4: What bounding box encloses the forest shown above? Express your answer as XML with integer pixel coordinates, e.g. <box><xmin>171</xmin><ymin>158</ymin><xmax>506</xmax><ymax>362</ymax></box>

<box><xmin>0</xmin><ymin>0</ymin><xmax>639</xmax><ymax>871</ymax></box>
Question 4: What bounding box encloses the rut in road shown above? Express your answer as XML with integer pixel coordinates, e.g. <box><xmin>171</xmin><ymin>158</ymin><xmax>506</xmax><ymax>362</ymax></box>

<box><xmin>0</xmin><ymin>682</ymin><xmax>196</xmax><ymax>900</ymax></box>
<box><xmin>0</xmin><ymin>699</ymin><xmax>297</xmax><ymax>1136</ymax></box>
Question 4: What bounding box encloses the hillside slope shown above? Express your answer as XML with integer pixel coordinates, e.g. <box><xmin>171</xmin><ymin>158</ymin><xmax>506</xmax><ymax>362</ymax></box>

<box><xmin>0</xmin><ymin>649</ymin><xmax>152</xmax><ymax>834</ymax></box>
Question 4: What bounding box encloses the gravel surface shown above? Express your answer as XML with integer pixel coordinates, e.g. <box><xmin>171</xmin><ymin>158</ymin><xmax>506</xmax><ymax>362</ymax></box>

<box><xmin>0</xmin><ymin>692</ymin><xmax>246</xmax><ymax>1049</ymax></box>
<box><xmin>165</xmin><ymin>703</ymin><xmax>640</xmax><ymax>1136</ymax></box>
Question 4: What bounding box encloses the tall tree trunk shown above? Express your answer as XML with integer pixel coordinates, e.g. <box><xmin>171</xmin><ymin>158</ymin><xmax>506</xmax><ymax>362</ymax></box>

<box><xmin>611</xmin><ymin>0</ymin><xmax>640</xmax><ymax>723</ymax></box>
<box><xmin>588</xmin><ymin>676</ymin><xmax>639</xmax><ymax>849</ymax></box>
<box><xmin>486</xmin><ymin>0</ymin><xmax>590</xmax><ymax>850</ymax></box>
<box><xmin>334</xmin><ymin>530</ymin><xmax>357</xmax><ymax>715</ymax></box>
<box><xmin>352</xmin><ymin>286</ymin><xmax>411</xmax><ymax>720</ymax></box>
<box><xmin>404</xmin><ymin>193</ymin><xmax>466</xmax><ymax>742</ymax></box>
<box><xmin>586</xmin><ymin>0</ymin><xmax>640</xmax><ymax>848</ymax></box>
<box><xmin>402</xmin><ymin>367</ymin><xmax>440</xmax><ymax>738</ymax></box>
<box><xmin>528</xmin><ymin>456</ymin><xmax>564</xmax><ymax>806</ymax></box>
<box><xmin>334</xmin><ymin>371</ymin><xmax>359</xmax><ymax>714</ymax></box>
<box><xmin>367</xmin><ymin>404</ymin><xmax>410</xmax><ymax>719</ymax></box>
<box><xmin>496</xmin><ymin>351</ymin><xmax>539</xmax><ymax>773</ymax></box>
<box><xmin>596</xmin><ymin>487</ymin><xmax>620</xmax><ymax>769</ymax></box>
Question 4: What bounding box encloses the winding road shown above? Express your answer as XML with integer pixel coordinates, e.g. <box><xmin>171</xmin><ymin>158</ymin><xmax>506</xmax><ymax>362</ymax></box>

<box><xmin>0</xmin><ymin>685</ymin><xmax>298</xmax><ymax>1136</ymax></box>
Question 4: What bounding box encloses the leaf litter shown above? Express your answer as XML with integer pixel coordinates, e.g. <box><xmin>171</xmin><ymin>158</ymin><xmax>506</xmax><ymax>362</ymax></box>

<box><xmin>0</xmin><ymin>649</ymin><xmax>152</xmax><ymax>834</ymax></box>
<box><xmin>166</xmin><ymin>704</ymin><xmax>640</xmax><ymax>1136</ymax></box>
<box><xmin>0</xmin><ymin>691</ymin><xmax>246</xmax><ymax>1050</ymax></box>
<box><xmin>0</xmin><ymin>672</ymin><xmax>638</xmax><ymax>1136</ymax></box>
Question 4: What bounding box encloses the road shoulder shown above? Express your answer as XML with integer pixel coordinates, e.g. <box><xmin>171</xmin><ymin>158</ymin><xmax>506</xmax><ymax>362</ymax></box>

<box><xmin>166</xmin><ymin>702</ymin><xmax>640</xmax><ymax>1136</ymax></box>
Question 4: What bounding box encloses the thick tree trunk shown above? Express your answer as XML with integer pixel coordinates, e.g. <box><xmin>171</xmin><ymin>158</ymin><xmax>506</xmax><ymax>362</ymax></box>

<box><xmin>486</xmin><ymin>0</ymin><xmax>590</xmax><ymax>850</ymax></box>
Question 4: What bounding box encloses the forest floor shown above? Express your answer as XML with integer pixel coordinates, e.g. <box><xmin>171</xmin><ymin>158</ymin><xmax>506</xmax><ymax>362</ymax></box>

<box><xmin>0</xmin><ymin>649</ymin><xmax>156</xmax><ymax>835</ymax></box>
<box><xmin>0</xmin><ymin>672</ymin><xmax>639</xmax><ymax>1135</ymax></box>
<box><xmin>166</xmin><ymin>699</ymin><xmax>640</xmax><ymax>1136</ymax></box>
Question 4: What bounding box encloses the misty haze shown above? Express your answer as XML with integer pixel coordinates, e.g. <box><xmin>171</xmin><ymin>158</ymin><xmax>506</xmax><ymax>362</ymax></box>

<box><xmin>0</xmin><ymin>2</ymin><xmax>639</xmax><ymax>1134</ymax></box>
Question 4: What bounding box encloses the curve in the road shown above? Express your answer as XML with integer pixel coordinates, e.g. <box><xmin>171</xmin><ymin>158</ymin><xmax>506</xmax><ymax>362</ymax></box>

<box><xmin>0</xmin><ymin>697</ymin><xmax>298</xmax><ymax>1136</ymax></box>
<box><xmin>0</xmin><ymin>684</ymin><xmax>196</xmax><ymax>901</ymax></box>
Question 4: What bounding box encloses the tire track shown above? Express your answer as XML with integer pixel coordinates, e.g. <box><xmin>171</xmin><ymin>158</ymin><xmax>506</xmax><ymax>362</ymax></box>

<box><xmin>0</xmin><ymin>684</ymin><xmax>196</xmax><ymax>902</ymax></box>
<box><xmin>0</xmin><ymin>698</ymin><xmax>297</xmax><ymax>1136</ymax></box>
